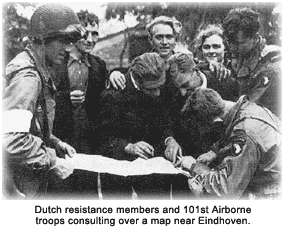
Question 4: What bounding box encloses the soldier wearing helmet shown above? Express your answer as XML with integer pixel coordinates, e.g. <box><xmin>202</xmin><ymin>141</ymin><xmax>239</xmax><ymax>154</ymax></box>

<box><xmin>2</xmin><ymin>3</ymin><xmax>84</xmax><ymax>199</ymax></box>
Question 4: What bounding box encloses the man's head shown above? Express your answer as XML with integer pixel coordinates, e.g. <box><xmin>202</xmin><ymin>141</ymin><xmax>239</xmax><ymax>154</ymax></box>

<box><xmin>181</xmin><ymin>88</ymin><xmax>225</xmax><ymax>122</ymax></box>
<box><xmin>130</xmin><ymin>52</ymin><xmax>166</xmax><ymax>97</ymax></box>
<box><xmin>168</xmin><ymin>52</ymin><xmax>205</xmax><ymax>97</ymax></box>
<box><xmin>76</xmin><ymin>11</ymin><xmax>99</xmax><ymax>54</ymax></box>
<box><xmin>146</xmin><ymin>16</ymin><xmax>182</xmax><ymax>59</ymax></box>
<box><xmin>222</xmin><ymin>7</ymin><xmax>260</xmax><ymax>58</ymax></box>
<box><xmin>29</xmin><ymin>3</ymin><xmax>84</xmax><ymax>65</ymax></box>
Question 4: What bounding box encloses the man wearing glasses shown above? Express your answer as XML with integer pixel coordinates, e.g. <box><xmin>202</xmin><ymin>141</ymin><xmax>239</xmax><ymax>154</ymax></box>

<box><xmin>53</xmin><ymin>11</ymin><xmax>109</xmax><ymax>155</ymax></box>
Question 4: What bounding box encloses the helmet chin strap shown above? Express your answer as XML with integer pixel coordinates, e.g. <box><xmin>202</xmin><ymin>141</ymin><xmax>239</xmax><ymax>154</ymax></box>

<box><xmin>32</xmin><ymin>42</ymin><xmax>47</xmax><ymax>67</ymax></box>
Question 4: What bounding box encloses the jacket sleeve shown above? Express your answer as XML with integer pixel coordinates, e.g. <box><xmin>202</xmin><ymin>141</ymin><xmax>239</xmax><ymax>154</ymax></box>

<box><xmin>3</xmin><ymin>69</ymin><xmax>57</xmax><ymax>170</ymax></box>
<box><xmin>187</xmin><ymin>130</ymin><xmax>260</xmax><ymax>198</ymax></box>
<box><xmin>93</xmin><ymin>90</ymin><xmax>136</xmax><ymax>160</ymax></box>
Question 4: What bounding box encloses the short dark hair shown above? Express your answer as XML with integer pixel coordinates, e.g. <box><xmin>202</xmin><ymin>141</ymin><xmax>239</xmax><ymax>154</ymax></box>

<box><xmin>182</xmin><ymin>88</ymin><xmax>225</xmax><ymax>122</ymax></box>
<box><xmin>77</xmin><ymin>10</ymin><xmax>99</xmax><ymax>27</ymax></box>
<box><xmin>222</xmin><ymin>7</ymin><xmax>260</xmax><ymax>40</ymax></box>
<box><xmin>130</xmin><ymin>52</ymin><xmax>165</xmax><ymax>89</ymax></box>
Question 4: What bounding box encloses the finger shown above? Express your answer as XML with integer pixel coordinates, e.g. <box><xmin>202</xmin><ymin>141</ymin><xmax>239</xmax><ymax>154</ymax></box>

<box><xmin>221</xmin><ymin>65</ymin><xmax>226</xmax><ymax>81</ymax></box>
<box><xmin>196</xmin><ymin>156</ymin><xmax>203</xmax><ymax>162</ymax></box>
<box><xmin>70</xmin><ymin>96</ymin><xmax>84</xmax><ymax>101</ymax></box>
<box><xmin>174</xmin><ymin>148</ymin><xmax>183</xmax><ymax>165</ymax></box>
<box><xmin>174</xmin><ymin>158</ymin><xmax>182</xmax><ymax>168</ymax></box>
<box><xmin>209</xmin><ymin>63</ymin><xmax>214</xmax><ymax>73</ymax></box>
<box><xmin>121</xmin><ymin>74</ymin><xmax>126</xmax><ymax>84</ymax></box>
<box><xmin>136</xmin><ymin>151</ymin><xmax>149</xmax><ymax>160</ymax></box>
<box><xmin>139</xmin><ymin>145</ymin><xmax>152</xmax><ymax>156</ymax></box>
<box><xmin>216</xmin><ymin>64</ymin><xmax>222</xmax><ymax>81</ymax></box>
<box><xmin>116</xmin><ymin>74</ymin><xmax>126</xmax><ymax>84</ymax></box>
<box><xmin>116</xmin><ymin>78</ymin><xmax>125</xmax><ymax>90</ymax></box>
<box><xmin>140</xmin><ymin>142</ymin><xmax>154</xmax><ymax>155</ymax></box>
<box><xmin>110</xmin><ymin>78</ymin><xmax>118</xmax><ymax>89</ymax></box>
<box><xmin>67</xmin><ymin>147</ymin><xmax>76</xmax><ymax>158</ymax></box>
<box><xmin>177</xmin><ymin>147</ymin><xmax>183</xmax><ymax>158</ymax></box>
<box><xmin>171</xmin><ymin>149</ymin><xmax>177</xmax><ymax>164</ymax></box>
<box><xmin>224</xmin><ymin>69</ymin><xmax>231</xmax><ymax>80</ymax></box>
<box><xmin>164</xmin><ymin>148</ymin><xmax>171</xmax><ymax>161</ymax></box>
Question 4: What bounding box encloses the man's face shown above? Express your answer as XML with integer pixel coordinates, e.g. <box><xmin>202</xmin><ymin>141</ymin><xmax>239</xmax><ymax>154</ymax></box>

<box><xmin>226</xmin><ymin>31</ymin><xmax>255</xmax><ymax>58</ymax></box>
<box><xmin>174</xmin><ymin>71</ymin><xmax>204</xmax><ymax>97</ymax></box>
<box><xmin>149</xmin><ymin>23</ymin><xmax>176</xmax><ymax>59</ymax></box>
<box><xmin>202</xmin><ymin>34</ymin><xmax>225</xmax><ymax>63</ymax></box>
<box><xmin>45</xmin><ymin>37</ymin><xmax>73</xmax><ymax>65</ymax></box>
<box><xmin>76</xmin><ymin>22</ymin><xmax>99</xmax><ymax>53</ymax></box>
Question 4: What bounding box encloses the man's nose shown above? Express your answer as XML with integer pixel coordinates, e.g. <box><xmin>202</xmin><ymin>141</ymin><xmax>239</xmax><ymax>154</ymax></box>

<box><xmin>209</xmin><ymin>46</ymin><xmax>215</xmax><ymax>52</ymax></box>
<box><xmin>161</xmin><ymin>36</ymin><xmax>168</xmax><ymax>44</ymax></box>
<box><xmin>86</xmin><ymin>32</ymin><xmax>93</xmax><ymax>43</ymax></box>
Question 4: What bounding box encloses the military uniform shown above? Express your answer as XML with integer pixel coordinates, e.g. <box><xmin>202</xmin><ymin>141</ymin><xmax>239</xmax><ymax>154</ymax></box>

<box><xmin>3</xmin><ymin>45</ymin><xmax>59</xmax><ymax>198</ymax></box>
<box><xmin>186</xmin><ymin>96</ymin><xmax>281</xmax><ymax>199</ymax></box>
<box><xmin>232</xmin><ymin>36</ymin><xmax>281</xmax><ymax>117</ymax></box>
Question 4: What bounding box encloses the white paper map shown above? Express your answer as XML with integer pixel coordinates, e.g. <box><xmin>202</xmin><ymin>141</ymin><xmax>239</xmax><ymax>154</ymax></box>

<box><xmin>69</xmin><ymin>154</ymin><xmax>189</xmax><ymax>177</ymax></box>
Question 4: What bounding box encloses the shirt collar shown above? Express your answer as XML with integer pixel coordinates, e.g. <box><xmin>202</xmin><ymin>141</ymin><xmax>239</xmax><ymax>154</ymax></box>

<box><xmin>67</xmin><ymin>50</ymin><xmax>91</xmax><ymax>67</ymax></box>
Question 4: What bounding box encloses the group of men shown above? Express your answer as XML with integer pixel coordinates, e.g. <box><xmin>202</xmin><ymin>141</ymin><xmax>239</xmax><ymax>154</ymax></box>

<box><xmin>2</xmin><ymin>3</ymin><xmax>281</xmax><ymax>199</ymax></box>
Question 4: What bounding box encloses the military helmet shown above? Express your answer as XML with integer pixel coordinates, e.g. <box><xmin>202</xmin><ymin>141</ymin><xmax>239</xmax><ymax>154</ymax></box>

<box><xmin>29</xmin><ymin>3</ymin><xmax>83</xmax><ymax>42</ymax></box>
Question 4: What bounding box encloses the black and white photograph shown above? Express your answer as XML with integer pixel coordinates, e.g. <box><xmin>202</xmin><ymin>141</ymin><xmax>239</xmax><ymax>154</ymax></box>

<box><xmin>1</xmin><ymin>1</ymin><xmax>282</xmax><ymax>204</ymax></box>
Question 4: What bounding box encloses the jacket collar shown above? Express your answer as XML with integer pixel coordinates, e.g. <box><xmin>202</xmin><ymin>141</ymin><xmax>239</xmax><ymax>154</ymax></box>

<box><xmin>68</xmin><ymin>49</ymin><xmax>91</xmax><ymax>68</ymax></box>
<box><xmin>223</xmin><ymin>95</ymin><xmax>248</xmax><ymax>128</ymax></box>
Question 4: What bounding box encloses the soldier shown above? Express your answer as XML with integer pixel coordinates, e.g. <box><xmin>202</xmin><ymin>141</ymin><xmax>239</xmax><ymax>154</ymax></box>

<box><xmin>179</xmin><ymin>88</ymin><xmax>281</xmax><ymax>199</ymax></box>
<box><xmin>2</xmin><ymin>3</ymin><xmax>84</xmax><ymax>199</ymax></box>
<box><xmin>222</xmin><ymin>7</ymin><xmax>282</xmax><ymax>117</ymax></box>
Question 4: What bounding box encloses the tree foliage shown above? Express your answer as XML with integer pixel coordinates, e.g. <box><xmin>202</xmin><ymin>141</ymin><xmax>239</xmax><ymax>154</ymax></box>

<box><xmin>2</xmin><ymin>3</ymin><xmax>36</xmax><ymax>66</ymax></box>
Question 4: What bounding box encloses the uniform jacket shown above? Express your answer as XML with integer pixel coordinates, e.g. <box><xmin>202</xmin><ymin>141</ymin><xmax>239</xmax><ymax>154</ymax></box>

<box><xmin>3</xmin><ymin>45</ymin><xmax>59</xmax><ymax>198</ymax></box>
<box><xmin>232</xmin><ymin>36</ymin><xmax>282</xmax><ymax>117</ymax></box>
<box><xmin>52</xmin><ymin>53</ymin><xmax>109</xmax><ymax>149</ymax></box>
<box><xmin>187</xmin><ymin>96</ymin><xmax>281</xmax><ymax>199</ymax></box>
<box><xmin>93</xmin><ymin>76</ymin><xmax>172</xmax><ymax>160</ymax></box>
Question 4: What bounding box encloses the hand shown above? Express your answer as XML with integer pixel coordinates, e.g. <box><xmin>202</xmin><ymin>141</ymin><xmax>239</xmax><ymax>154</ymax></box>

<box><xmin>175</xmin><ymin>53</ymin><xmax>195</xmax><ymax>73</ymax></box>
<box><xmin>55</xmin><ymin>141</ymin><xmax>76</xmax><ymax>158</ymax></box>
<box><xmin>70</xmin><ymin>90</ymin><xmax>85</xmax><ymax>106</ymax></box>
<box><xmin>175</xmin><ymin>156</ymin><xmax>196</xmax><ymax>170</ymax></box>
<box><xmin>196</xmin><ymin>150</ymin><xmax>217</xmax><ymax>165</ymax></box>
<box><xmin>125</xmin><ymin>141</ymin><xmax>154</xmax><ymax>160</ymax></box>
<box><xmin>109</xmin><ymin>71</ymin><xmax>126</xmax><ymax>90</ymax></box>
<box><xmin>208</xmin><ymin>62</ymin><xmax>231</xmax><ymax>81</ymax></box>
<box><xmin>164</xmin><ymin>137</ymin><xmax>182</xmax><ymax>164</ymax></box>
<box><xmin>51</xmin><ymin>157</ymin><xmax>74</xmax><ymax>179</ymax></box>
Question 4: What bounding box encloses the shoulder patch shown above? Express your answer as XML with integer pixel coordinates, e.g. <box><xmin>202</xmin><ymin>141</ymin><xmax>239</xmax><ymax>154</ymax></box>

<box><xmin>233</xmin><ymin>143</ymin><xmax>242</xmax><ymax>155</ymax></box>
<box><xmin>230</xmin><ymin>129</ymin><xmax>247</xmax><ymax>156</ymax></box>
